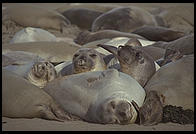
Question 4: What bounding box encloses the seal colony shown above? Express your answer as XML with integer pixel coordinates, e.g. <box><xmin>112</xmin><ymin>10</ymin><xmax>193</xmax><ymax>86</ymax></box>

<box><xmin>2</xmin><ymin>3</ymin><xmax>194</xmax><ymax>127</ymax></box>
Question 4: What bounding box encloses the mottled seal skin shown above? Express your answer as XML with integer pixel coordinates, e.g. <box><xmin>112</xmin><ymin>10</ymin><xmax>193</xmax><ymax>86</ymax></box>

<box><xmin>44</xmin><ymin>69</ymin><xmax>146</xmax><ymax>124</ymax></box>
<box><xmin>132</xmin><ymin>25</ymin><xmax>185</xmax><ymax>42</ymax></box>
<box><xmin>27</xmin><ymin>61</ymin><xmax>57</xmax><ymax>88</ymax></box>
<box><xmin>62</xmin><ymin>8</ymin><xmax>103</xmax><ymax>30</ymax></box>
<box><xmin>2</xmin><ymin>69</ymin><xmax>70</xmax><ymax>121</ymax></box>
<box><xmin>92</xmin><ymin>6</ymin><xmax>157</xmax><ymax>32</ymax></box>
<box><xmin>156</xmin><ymin>48</ymin><xmax>183</xmax><ymax>66</ymax></box>
<box><xmin>151</xmin><ymin>34</ymin><xmax>194</xmax><ymax>55</ymax></box>
<box><xmin>98</xmin><ymin>44</ymin><xmax>156</xmax><ymax>87</ymax></box>
<box><xmin>72</xmin><ymin>48</ymin><xmax>107</xmax><ymax>74</ymax></box>
<box><xmin>133</xmin><ymin>55</ymin><xmax>194</xmax><ymax>126</ymax></box>
<box><xmin>3</xmin><ymin>4</ymin><xmax>70</xmax><ymax>33</ymax></box>
<box><xmin>74</xmin><ymin>30</ymin><xmax>146</xmax><ymax>45</ymax></box>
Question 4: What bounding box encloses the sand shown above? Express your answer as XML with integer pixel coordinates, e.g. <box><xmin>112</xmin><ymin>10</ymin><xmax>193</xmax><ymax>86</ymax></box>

<box><xmin>2</xmin><ymin>117</ymin><xmax>194</xmax><ymax>131</ymax></box>
<box><xmin>2</xmin><ymin>3</ymin><xmax>194</xmax><ymax>131</ymax></box>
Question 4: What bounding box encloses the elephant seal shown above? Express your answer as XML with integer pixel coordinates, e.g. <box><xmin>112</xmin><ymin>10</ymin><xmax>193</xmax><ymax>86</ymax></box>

<box><xmin>151</xmin><ymin>34</ymin><xmax>194</xmax><ymax>55</ymax></box>
<box><xmin>2</xmin><ymin>41</ymin><xmax>81</xmax><ymax>63</ymax></box>
<box><xmin>74</xmin><ymin>30</ymin><xmax>146</xmax><ymax>45</ymax></box>
<box><xmin>3</xmin><ymin>61</ymin><xmax>57</xmax><ymax>88</ymax></box>
<box><xmin>3</xmin><ymin>4</ymin><xmax>70</xmax><ymax>33</ymax></box>
<box><xmin>2</xmin><ymin>69</ymin><xmax>70</xmax><ymax>121</ymax></box>
<box><xmin>2</xmin><ymin>51</ymin><xmax>44</xmax><ymax>67</ymax></box>
<box><xmin>91</xmin><ymin>6</ymin><xmax>157</xmax><ymax>32</ymax></box>
<box><xmin>57</xmin><ymin>48</ymin><xmax>107</xmax><ymax>77</ymax></box>
<box><xmin>98</xmin><ymin>44</ymin><xmax>156</xmax><ymax>87</ymax></box>
<box><xmin>62</xmin><ymin>8</ymin><xmax>103</xmax><ymax>30</ymax></box>
<box><xmin>132</xmin><ymin>25</ymin><xmax>185</xmax><ymax>42</ymax></box>
<box><xmin>44</xmin><ymin>69</ymin><xmax>146</xmax><ymax>124</ymax></box>
<box><xmin>132</xmin><ymin>55</ymin><xmax>194</xmax><ymax>125</ymax></box>
<box><xmin>10</xmin><ymin>27</ymin><xmax>57</xmax><ymax>44</ymax></box>
<box><xmin>156</xmin><ymin>48</ymin><xmax>183</xmax><ymax>66</ymax></box>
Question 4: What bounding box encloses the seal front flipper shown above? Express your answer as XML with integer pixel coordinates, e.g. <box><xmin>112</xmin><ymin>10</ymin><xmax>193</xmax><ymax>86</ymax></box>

<box><xmin>132</xmin><ymin>91</ymin><xmax>163</xmax><ymax>126</ymax></box>
<box><xmin>38</xmin><ymin>102</ymin><xmax>71</xmax><ymax>122</ymax></box>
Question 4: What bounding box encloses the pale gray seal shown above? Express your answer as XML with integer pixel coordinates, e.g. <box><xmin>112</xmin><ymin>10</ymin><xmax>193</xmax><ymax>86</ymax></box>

<box><xmin>10</xmin><ymin>27</ymin><xmax>57</xmax><ymax>44</ymax></box>
<box><xmin>98</xmin><ymin>44</ymin><xmax>156</xmax><ymax>87</ymax></box>
<box><xmin>91</xmin><ymin>6</ymin><xmax>157</xmax><ymax>32</ymax></box>
<box><xmin>44</xmin><ymin>69</ymin><xmax>146</xmax><ymax>124</ymax></box>
<box><xmin>3</xmin><ymin>61</ymin><xmax>57</xmax><ymax>88</ymax></box>
<box><xmin>2</xmin><ymin>41</ymin><xmax>81</xmax><ymax>63</ymax></box>
<box><xmin>57</xmin><ymin>48</ymin><xmax>107</xmax><ymax>77</ymax></box>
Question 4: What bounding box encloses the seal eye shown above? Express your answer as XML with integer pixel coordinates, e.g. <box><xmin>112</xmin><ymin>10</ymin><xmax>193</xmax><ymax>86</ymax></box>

<box><xmin>118</xmin><ymin>45</ymin><xmax>123</xmax><ymax>51</ymax></box>
<box><xmin>74</xmin><ymin>54</ymin><xmax>79</xmax><ymax>58</ymax></box>
<box><xmin>89</xmin><ymin>54</ymin><xmax>97</xmax><ymax>58</ymax></box>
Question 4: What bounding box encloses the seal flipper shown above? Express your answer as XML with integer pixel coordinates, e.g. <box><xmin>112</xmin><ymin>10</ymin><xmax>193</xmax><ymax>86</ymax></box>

<box><xmin>132</xmin><ymin>91</ymin><xmax>163</xmax><ymax>126</ymax></box>
<box><xmin>97</xmin><ymin>44</ymin><xmax>118</xmax><ymax>57</ymax></box>
<box><xmin>38</xmin><ymin>102</ymin><xmax>71</xmax><ymax>122</ymax></box>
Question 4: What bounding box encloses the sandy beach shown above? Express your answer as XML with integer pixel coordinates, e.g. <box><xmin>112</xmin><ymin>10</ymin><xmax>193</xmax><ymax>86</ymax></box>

<box><xmin>2</xmin><ymin>3</ymin><xmax>194</xmax><ymax>131</ymax></box>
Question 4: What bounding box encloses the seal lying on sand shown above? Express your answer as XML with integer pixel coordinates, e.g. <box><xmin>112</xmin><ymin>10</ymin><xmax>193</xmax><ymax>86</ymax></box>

<box><xmin>2</xmin><ymin>69</ymin><xmax>70</xmax><ymax>121</ymax></box>
<box><xmin>2</xmin><ymin>41</ymin><xmax>81</xmax><ymax>63</ymax></box>
<box><xmin>132</xmin><ymin>55</ymin><xmax>194</xmax><ymax>125</ymax></box>
<box><xmin>3</xmin><ymin>60</ymin><xmax>57</xmax><ymax>88</ymax></box>
<box><xmin>2</xmin><ymin>51</ymin><xmax>44</xmax><ymax>67</ymax></box>
<box><xmin>98</xmin><ymin>44</ymin><xmax>156</xmax><ymax>87</ymax></box>
<box><xmin>10</xmin><ymin>27</ymin><xmax>57</xmax><ymax>44</ymax></box>
<box><xmin>61</xmin><ymin>8</ymin><xmax>103</xmax><ymax>30</ymax></box>
<box><xmin>156</xmin><ymin>48</ymin><xmax>183</xmax><ymax>66</ymax></box>
<box><xmin>151</xmin><ymin>34</ymin><xmax>194</xmax><ymax>55</ymax></box>
<box><xmin>74</xmin><ymin>30</ymin><xmax>146</xmax><ymax>45</ymax></box>
<box><xmin>91</xmin><ymin>6</ymin><xmax>157</xmax><ymax>32</ymax></box>
<box><xmin>3</xmin><ymin>4</ymin><xmax>70</xmax><ymax>33</ymax></box>
<box><xmin>132</xmin><ymin>25</ymin><xmax>185</xmax><ymax>42</ymax></box>
<box><xmin>44</xmin><ymin>69</ymin><xmax>146</xmax><ymax>124</ymax></box>
<box><xmin>57</xmin><ymin>48</ymin><xmax>106</xmax><ymax>77</ymax></box>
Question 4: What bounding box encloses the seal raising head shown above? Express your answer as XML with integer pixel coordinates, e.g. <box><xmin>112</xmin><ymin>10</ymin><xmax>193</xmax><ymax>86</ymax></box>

<box><xmin>72</xmin><ymin>48</ymin><xmax>106</xmax><ymax>74</ymax></box>
<box><xmin>27</xmin><ymin>61</ymin><xmax>57</xmax><ymax>88</ymax></box>
<box><xmin>98</xmin><ymin>44</ymin><xmax>155</xmax><ymax>87</ymax></box>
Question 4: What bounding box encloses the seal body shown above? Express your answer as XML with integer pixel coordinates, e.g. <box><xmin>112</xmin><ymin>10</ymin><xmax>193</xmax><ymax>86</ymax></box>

<box><xmin>44</xmin><ymin>69</ymin><xmax>146</xmax><ymax>124</ymax></box>
<box><xmin>92</xmin><ymin>6</ymin><xmax>157</xmax><ymax>32</ymax></box>
<box><xmin>132</xmin><ymin>25</ymin><xmax>185</xmax><ymax>41</ymax></box>
<box><xmin>151</xmin><ymin>34</ymin><xmax>194</xmax><ymax>55</ymax></box>
<box><xmin>2</xmin><ymin>41</ymin><xmax>81</xmax><ymax>63</ymax></box>
<box><xmin>62</xmin><ymin>8</ymin><xmax>103</xmax><ymax>30</ymax></box>
<box><xmin>136</xmin><ymin>55</ymin><xmax>194</xmax><ymax>125</ymax></box>
<box><xmin>2</xmin><ymin>69</ymin><xmax>70</xmax><ymax>121</ymax></box>
<box><xmin>98</xmin><ymin>44</ymin><xmax>156</xmax><ymax>87</ymax></box>
<box><xmin>3</xmin><ymin>4</ymin><xmax>70</xmax><ymax>32</ymax></box>
<box><xmin>10</xmin><ymin>27</ymin><xmax>57</xmax><ymax>44</ymax></box>
<box><xmin>3</xmin><ymin>61</ymin><xmax>57</xmax><ymax>88</ymax></box>
<box><xmin>74</xmin><ymin>30</ymin><xmax>146</xmax><ymax>45</ymax></box>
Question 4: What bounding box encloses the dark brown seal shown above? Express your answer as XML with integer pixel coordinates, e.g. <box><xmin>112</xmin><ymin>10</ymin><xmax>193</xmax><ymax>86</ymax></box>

<box><xmin>132</xmin><ymin>25</ymin><xmax>185</xmax><ymax>42</ymax></box>
<box><xmin>74</xmin><ymin>30</ymin><xmax>146</xmax><ymax>45</ymax></box>
<box><xmin>97</xmin><ymin>44</ymin><xmax>156</xmax><ymax>87</ymax></box>
<box><xmin>91</xmin><ymin>7</ymin><xmax>157</xmax><ymax>32</ymax></box>
<box><xmin>62</xmin><ymin>8</ymin><xmax>103</xmax><ymax>30</ymax></box>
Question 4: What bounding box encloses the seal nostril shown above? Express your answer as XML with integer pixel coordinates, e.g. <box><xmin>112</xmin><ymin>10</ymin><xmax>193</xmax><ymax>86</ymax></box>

<box><xmin>119</xmin><ymin>112</ymin><xmax>126</xmax><ymax>117</ymax></box>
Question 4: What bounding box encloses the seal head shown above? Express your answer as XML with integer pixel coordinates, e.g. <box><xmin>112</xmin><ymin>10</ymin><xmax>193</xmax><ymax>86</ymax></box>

<box><xmin>72</xmin><ymin>48</ymin><xmax>106</xmax><ymax>74</ymax></box>
<box><xmin>97</xmin><ymin>44</ymin><xmax>155</xmax><ymax>87</ymax></box>
<box><xmin>27</xmin><ymin>61</ymin><xmax>57</xmax><ymax>88</ymax></box>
